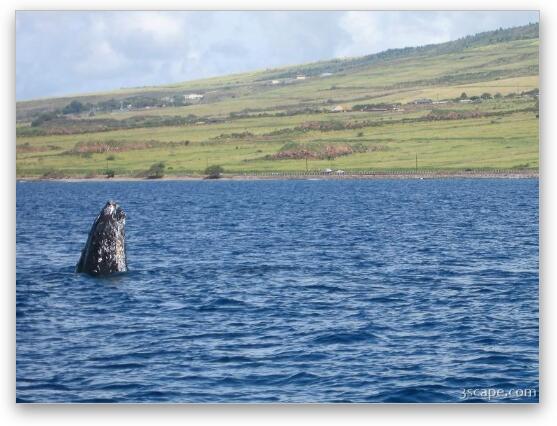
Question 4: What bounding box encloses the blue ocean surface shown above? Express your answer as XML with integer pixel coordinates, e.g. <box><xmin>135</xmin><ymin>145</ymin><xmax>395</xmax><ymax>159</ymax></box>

<box><xmin>16</xmin><ymin>179</ymin><xmax>539</xmax><ymax>403</ymax></box>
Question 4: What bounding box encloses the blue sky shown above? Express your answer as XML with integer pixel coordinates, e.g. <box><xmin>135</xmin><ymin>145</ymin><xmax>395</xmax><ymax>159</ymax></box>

<box><xmin>15</xmin><ymin>11</ymin><xmax>539</xmax><ymax>100</ymax></box>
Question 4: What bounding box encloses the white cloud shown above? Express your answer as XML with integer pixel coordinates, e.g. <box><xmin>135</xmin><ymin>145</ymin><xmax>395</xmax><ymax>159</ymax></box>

<box><xmin>74</xmin><ymin>40</ymin><xmax>129</xmax><ymax>76</ymax></box>
<box><xmin>116</xmin><ymin>12</ymin><xmax>185</xmax><ymax>44</ymax></box>
<box><xmin>336</xmin><ymin>11</ymin><xmax>454</xmax><ymax>58</ymax></box>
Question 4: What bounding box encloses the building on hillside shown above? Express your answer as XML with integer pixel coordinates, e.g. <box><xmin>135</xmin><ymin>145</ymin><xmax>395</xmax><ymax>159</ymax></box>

<box><xmin>413</xmin><ymin>98</ymin><xmax>433</xmax><ymax>104</ymax></box>
<box><xmin>331</xmin><ymin>105</ymin><xmax>347</xmax><ymax>113</ymax></box>
<box><xmin>296</xmin><ymin>75</ymin><xmax>307</xmax><ymax>80</ymax></box>
<box><xmin>184</xmin><ymin>93</ymin><xmax>204</xmax><ymax>101</ymax></box>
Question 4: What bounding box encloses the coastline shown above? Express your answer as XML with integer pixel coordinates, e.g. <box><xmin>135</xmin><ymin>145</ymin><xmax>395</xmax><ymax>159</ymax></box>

<box><xmin>17</xmin><ymin>171</ymin><xmax>539</xmax><ymax>182</ymax></box>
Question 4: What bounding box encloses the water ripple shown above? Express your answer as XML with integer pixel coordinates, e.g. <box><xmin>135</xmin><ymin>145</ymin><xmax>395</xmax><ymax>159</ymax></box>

<box><xmin>16</xmin><ymin>179</ymin><xmax>539</xmax><ymax>402</ymax></box>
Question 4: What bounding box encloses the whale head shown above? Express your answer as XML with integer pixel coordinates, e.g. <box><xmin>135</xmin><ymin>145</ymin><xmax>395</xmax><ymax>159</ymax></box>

<box><xmin>76</xmin><ymin>200</ymin><xmax>127</xmax><ymax>276</ymax></box>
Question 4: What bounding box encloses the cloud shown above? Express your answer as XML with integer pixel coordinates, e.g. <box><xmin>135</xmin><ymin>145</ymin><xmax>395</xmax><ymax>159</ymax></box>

<box><xmin>74</xmin><ymin>40</ymin><xmax>130</xmax><ymax>76</ymax></box>
<box><xmin>117</xmin><ymin>12</ymin><xmax>184</xmax><ymax>44</ymax></box>
<box><xmin>336</xmin><ymin>11</ymin><xmax>538</xmax><ymax>58</ymax></box>
<box><xmin>15</xmin><ymin>11</ymin><xmax>539</xmax><ymax>100</ymax></box>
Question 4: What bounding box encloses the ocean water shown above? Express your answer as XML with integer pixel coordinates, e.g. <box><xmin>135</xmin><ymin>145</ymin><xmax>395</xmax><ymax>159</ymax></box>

<box><xmin>16</xmin><ymin>179</ymin><xmax>539</xmax><ymax>403</ymax></box>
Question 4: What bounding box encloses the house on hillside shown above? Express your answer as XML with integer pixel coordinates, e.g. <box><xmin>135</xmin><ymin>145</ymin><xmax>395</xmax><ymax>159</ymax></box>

<box><xmin>320</xmin><ymin>72</ymin><xmax>333</xmax><ymax>77</ymax></box>
<box><xmin>296</xmin><ymin>75</ymin><xmax>307</xmax><ymax>80</ymax></box>
<box><xmin>271</xmin><ymin>80</ymin><xmax>280</xmax><ymax>85</ymax></box>
<box><xmin>331</xmin><ymin>105</ymin><xmax>347</xmax><ymax>113</ymax></box>
<box><xmin>413</xmin><ymin>98</ymin><xmax>433</xmax><ymax>104</ymax></box>
<box><xmin>184</xmin><ymin>93</ymin><xmax>204</xmax><ymax>101</ymax></box>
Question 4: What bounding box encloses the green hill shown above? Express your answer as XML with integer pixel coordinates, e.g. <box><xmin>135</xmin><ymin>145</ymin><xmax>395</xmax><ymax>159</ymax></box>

<box><xmin>16</xmin><ymin>23</ymin><xmax>539</xmax><ymax>178</ymax></box>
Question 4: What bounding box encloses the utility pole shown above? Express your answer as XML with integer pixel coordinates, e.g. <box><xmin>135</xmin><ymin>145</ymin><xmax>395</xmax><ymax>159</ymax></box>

<box><xmin>415</xmin><ymin>153</ymin><xmax>418</xmax><ymax>173</ymax></box>
<box><xmin>305</xmin><ymin>156</ymin><xmax>308</xmax><ymax>173</ymax></box>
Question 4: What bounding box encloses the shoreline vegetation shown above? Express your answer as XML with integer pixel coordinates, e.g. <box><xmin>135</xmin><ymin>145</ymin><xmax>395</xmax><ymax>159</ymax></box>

<box><xmin>17</xmin><ymin>24</ymin><xmax>539</xmax><ymax>178</ymax></box>
<box><xmin>18</xmin><ymin>170</ymin><xmax>538</xmax><ymax>182</ymax></box>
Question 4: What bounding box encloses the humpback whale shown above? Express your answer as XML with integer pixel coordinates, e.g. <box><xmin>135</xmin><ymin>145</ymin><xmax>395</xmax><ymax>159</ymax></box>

<box><xmin>76</xmin><ymin>201</ymin><xmax>127</xmax><ymax>276</ymax></box>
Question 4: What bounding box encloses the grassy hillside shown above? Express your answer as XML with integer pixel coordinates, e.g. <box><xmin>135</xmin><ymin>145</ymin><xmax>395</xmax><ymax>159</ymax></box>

<box><xmin>16</xmin><ymin>23</ymin><xmax>539</xmax><ymax>178</ymax></box>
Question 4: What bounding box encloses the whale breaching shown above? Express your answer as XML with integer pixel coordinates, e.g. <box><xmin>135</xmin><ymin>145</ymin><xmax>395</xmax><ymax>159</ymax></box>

<box><xmin>76</xmin><ymin>201</ymin><xmax>127</xmax><ymax>276</ymax></box>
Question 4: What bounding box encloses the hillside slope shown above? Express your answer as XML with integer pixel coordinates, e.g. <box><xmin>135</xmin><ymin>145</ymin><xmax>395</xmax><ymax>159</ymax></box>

<box><xmin>16</xmin><ymin>23</ymin><xmax>539</xmax><ymax>177</ymax></box>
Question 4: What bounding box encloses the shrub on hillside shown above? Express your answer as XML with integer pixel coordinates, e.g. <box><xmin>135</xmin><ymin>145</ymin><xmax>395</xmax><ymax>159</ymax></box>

<box><xmin>62</xmin><ymin>100</ymin><xmax>85</xmax><ymax>115</ymax></box>
<box><xmin>146</xmin><ymin>162</ymin><xmax>166</xmax><ymax>179</ymax></box>
<box><xmin>204</xmin><ymin>165</ymin><xmax>224</xmax><ymax>179</ymax></box>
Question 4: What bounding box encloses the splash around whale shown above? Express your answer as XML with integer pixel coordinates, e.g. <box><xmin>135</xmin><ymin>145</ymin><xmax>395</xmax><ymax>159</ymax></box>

<box><xmin>76</xmin><ymin>201</ymin><xmax>127</xmax><ymax>276</ymax></box>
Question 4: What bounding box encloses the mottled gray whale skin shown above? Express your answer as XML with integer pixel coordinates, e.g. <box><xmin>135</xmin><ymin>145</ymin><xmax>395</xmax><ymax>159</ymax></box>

<box><xmin>76</xmin><ymin>201</ymin><xmax>127</xmax><ymax>276</ymax></box>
